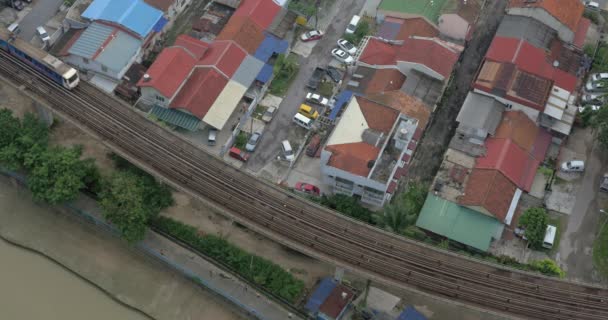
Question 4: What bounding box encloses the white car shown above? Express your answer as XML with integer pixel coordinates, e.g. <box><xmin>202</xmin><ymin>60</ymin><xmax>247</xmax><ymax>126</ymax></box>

<box><xmin>585</xmin><ymin>1</ymin><xmax>600</xmax><ymax>9</ymax></box>
<box><xmin>582</xmin><ymin>93</ymin><xmax>603</xmax><ymax>104</ymax></box>
<box><xmin>331</xmin><ymin>48</ymin><xmax>354</xmax><ymax>64</ymax></box>
<box><xmin>281</xmin><ymin>140</ymin><xmax>295</xmax><ymax>162</ymax></box>
<box><xmin>337</xmin><ymin>39</ymin><xmax>357</xmax><ymax>55</ymax></box>
<box><xmin>561</xmin><ymin>160</ymin><xmax>585</xmax><ymax>172</ymax></box>
<box><xmin>591</xmin><ymin>73</ymin><xmax>608</xmax><ymax>82</ymax></box>
<box><xmin>36</xmin><ymin>26</ymin><xmax>50</xmax><ymax>42</ymax></box>
<box><xmin>306</xmin><ymin>92</ymin><xmax>329</xmax><ymax>106</ymax></box>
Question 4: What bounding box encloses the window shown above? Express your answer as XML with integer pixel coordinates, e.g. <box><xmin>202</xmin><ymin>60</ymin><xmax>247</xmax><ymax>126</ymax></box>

<box><xmin>101</xmin><ymin>65</ymin><xmax>108</xmax><ymax>72</ymax></box>
<box><xmin>155</xmin><ymin>95</ymin><xmax>165</xmax><ymax>102</ymax></box>
<box><xmin>506</xmin><ymin>103</ymin><xmax>513</xmax><ymax>109</ymax></box>
<box><xmin>82</xmin><ymin>57</ymin><xmax>89</xmax><ymax>64</ymax></box>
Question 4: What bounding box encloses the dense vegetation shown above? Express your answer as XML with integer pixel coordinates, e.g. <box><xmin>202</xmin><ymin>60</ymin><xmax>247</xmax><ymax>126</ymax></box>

<box><xmin>343</xmin><ymin>19</ymin><xmax>370</xmax><ymax>46</ymax></box>
<box><xmin>151</xmin><ymin>216</ymin><xmax>305</xmax><ymax>302</ymax></box>
<box><xmin>519</xmin><ymin>207</ymin><xmax>549</xmax><ymax>249</ymax></box>
<box><xmin>269</xmin><ymin>54</ymin><xmax>299</xmax><ymax>96</ymax></box>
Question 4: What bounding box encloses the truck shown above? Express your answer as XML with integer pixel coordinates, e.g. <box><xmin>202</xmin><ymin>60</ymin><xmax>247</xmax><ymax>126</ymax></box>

<box><xmin>307</xmin><ymin>67</ymin><xmax>326</xmax><ymax>90</ymax></box>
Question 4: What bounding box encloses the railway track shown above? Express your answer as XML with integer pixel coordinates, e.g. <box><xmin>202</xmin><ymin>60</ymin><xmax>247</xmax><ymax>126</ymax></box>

<box><xmin>2</xmin><ymin>51</ymin><xmax>608</xmax><ymax>319</ymax></box>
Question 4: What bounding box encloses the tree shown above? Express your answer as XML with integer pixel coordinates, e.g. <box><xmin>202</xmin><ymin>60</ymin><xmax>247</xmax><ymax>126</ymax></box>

<box><xmin>383</xmin><ymin>182</ymin><xmax>427</xmax><ymax>233</ymax></box>
<box><xmin>100</xmin><ymin>171</ymin><xmax>150</xmax><ymax>243</ymax></box>
<box><xmin>592</xmin><ymin>106</ymin><xmax>608</xmax><ymax>149</ymax></box>
<box><xmin>519</xmin><ymin>207</ymin><xmax>549</xmax><ymax>249</ymax></box>
<box><xmin>27</xmin><ymin>145</ymin><xmax>94</xmax><ymax>204</ymax></box>
<box><xmin>530</xmin><ymin>259</ymin><xmax>565</xmax><ymax>278</ymax></box>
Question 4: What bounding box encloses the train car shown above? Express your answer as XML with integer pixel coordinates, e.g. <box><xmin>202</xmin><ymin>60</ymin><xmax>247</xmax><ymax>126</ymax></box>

<box><xmin>0</xmin><ymin>27</ymin><xmax>79</xmax><ymax>89</ymax></box>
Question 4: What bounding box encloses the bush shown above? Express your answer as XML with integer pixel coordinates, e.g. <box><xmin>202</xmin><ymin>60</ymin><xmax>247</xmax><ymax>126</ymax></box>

<box><xmin>519</xmin><ymin>207</ymin><xmax>549</xmax><ymax>249</ymax></box>
<box><xmin>234</xmin><ymin>131</ymin><xmax>248</xmax><ymax>149</ymax></box>
<box><xmin>343</xmin><ymin>20</ymin><xmax>371</xmax><ymax>46</ymax></box>
<box><xmin>584</xmin><ymin>10</ymin><xmax>600</xmax><ymax>25</ymax></box>
<box><xmin>530</xmin><ymin>259</ymin><xmax>565</xmax><ymax>278</ymax></box>
<box><xmin>269</xmin><ymin>54</ymin><xmax>299</xmax><ymax>96</ymax></box>
<box><xmin>151</xmin><ymin>216</ymin><xmax>305</xmax><ymax>302</ymax></box>
<box><xmin>319</xmin><ymin>194</ymin><xmax>375</xmax><ymax>224</ymax></box>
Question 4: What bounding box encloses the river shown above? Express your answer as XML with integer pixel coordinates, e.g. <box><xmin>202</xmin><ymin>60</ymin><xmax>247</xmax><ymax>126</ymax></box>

<box><xmin>0</xmin><ymin>237</ymin><xmax>150</xmax><ymax>320</ymax></box>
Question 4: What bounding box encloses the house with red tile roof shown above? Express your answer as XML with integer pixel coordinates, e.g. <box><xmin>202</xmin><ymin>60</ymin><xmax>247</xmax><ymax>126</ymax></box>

<box><xmin>358</xmin><ymin>36</ymin><xmax>463</xmax><ymax>82</ymax></box>
<box><xmin>321</xmin><ymin>95</ymin><xmax>423</xmax><ymax>207</ymax></box>
<box><xmin>507</xmin><ymin>0</ymin><xmax>587</xmax><ymax>46</ymax></box>
<box><xmin>473</xmin><ymin>35</ymin><xmax>581</xmax><ymax>138</ymax></box>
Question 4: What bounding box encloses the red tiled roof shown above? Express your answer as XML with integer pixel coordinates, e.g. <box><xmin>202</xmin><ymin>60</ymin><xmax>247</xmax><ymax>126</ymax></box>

<box><xmin>508</xmin><ymin>0</ymin><xmax>584</xmax><ymax>32</ymax></box>
<box><xmin>233</xmin><ymin>0</ymin><xmax>280</xmax><ymax>30</ymax></box>
<box><xmin>359</xmin><ymin>38</ymin><xmax>398</xmax><ymax>65</ymax></box>
<box><xmin>573</xmin><ymin>17</ymin><xmax>591</xmax><ymax>48</ymax></box>
<box><xmin>198</xmin><ymin>40</ymin><xmax>247</xmax><ymax>78</ymax></box>
<box><xmin>394</xmin><ymin>166</ymin><xmax>408</xmax><ymax>179</ymax></box>
<box><xmin>143</xmin><ymin>0</ymin><xmax>173</xmax><ymax>11</ymax></box>
<box><xmin>460</xmin><ymin>169</ymin><xmax>517</xmax><ymax>221</ymax></box>
<box><xmin>475</xmin><ymin>138</ymin><xmax>539</xmax><ymax>192</ymax></box>
<box><xmin>325</xmin><ymin>142</ymin><xmax>381</xmax><ymax>177</ymax></box>
<box><xmin>364</xmin><ymin>69</ymin><xmax>406</xmax><ymax>95</ymax></box>
<box><xmin>356</xmin><ymin>96</ymin><xmax>400</xmax><ymax>134</ymax></box>
<box><xmin>137</xmin><ymin>47</ymin><xmax>197</xmax><ymax>98</ymax></box>
<box><xmin>395</xmin><ymin>17</ymin><xmax>439</xmax><ymax>40</ymax></box>
<box><xmin>318</xmin><ymin>284</ymin><xmax>354</xmax><ymax>319</ymax></box>
<box><xmin>493</xmin><ymin>111</ymin><xmax>539</xmax><ymax>154</ymax></box>
<box><xmin>396</xmin><ymin>37</ymin><xmax>461</xmax><ymax>79</ymax></box>
<box><xmin>216</xmin><ymin>16</ymin><xmax>265</xmax><ymax>54</ymax></box>
<box><xmin>169</xmin><ymin>68</ymin><xmax>229</xmax><ymax>119</ymax></box>
<box><xmin>365</xmin><ymin>90</ymin><xmax>430</xmax><ymax>128</ymax></box>
<box><xmin>174</xmin><ymin>34</ymin><xmax>210</xmax><ymax>60</ymax></box>
<box><xmin>485</xmin><ymin>36</ymin><xmax>577</xmax><ymax>90</ymax></box>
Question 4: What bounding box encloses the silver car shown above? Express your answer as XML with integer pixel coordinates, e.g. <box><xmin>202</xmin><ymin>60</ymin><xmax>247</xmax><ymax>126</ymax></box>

<box><xmin>245</xmin><ymin>131</ymin><xmax>263</xmax><ymax>152</ymax></box>
<box><xmin>331</xmin><ymin>48</ymin><xmax>354</xmax><ymax>64</ymax></box>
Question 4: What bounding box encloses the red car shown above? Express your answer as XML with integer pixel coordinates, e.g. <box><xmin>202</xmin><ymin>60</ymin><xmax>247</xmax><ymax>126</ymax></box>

<box><xmin>228</xmin><ymin>147</ymin><xmax>250</xmax><ymax>162</ymax></box>
<box><xmin>300</xmin><ymin>30</ymin><xmax>323</xmax><ymax>42</ymax></box>
<box><xmin>295</xmin><ymin>182</ymin><xmax>320</xmax><ymax>196</ymax></box>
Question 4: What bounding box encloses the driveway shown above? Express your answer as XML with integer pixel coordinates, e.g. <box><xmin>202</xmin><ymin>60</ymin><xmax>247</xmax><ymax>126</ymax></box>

<box><xmin>556</xmin><ymin>128</ymin><xmax>608</xmax><ymax>283</ymax></box>
<box><xmin>17</xmin><ymin>0</ymin><xmax>63</xmax><ymax>41</ymax></box>
<box><xmin>245</xmin><ymin>0</ymin><xmax>367</xmax><ymax>172</ymax></box>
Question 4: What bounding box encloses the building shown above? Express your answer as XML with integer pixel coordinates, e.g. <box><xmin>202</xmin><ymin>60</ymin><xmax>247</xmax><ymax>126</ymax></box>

<box><xmin>506</xmin><ymin>0</ymin><xmax>588</xmax><ymax>46</ymax></box>
<box><xmin>377</xmin><ymin>0</ymin><xmax>482</xmax><ymax>41</ymax></box>
<box><xmin>305</xmin><ymin>278</ymin><xmax>354</xmax><ymax>320</ymax></box>
<box><xmin>81</xmin><ymin>0</ymin><xmax>165</xmax><ymax>39</ymax></box>
<box><xmin>321</xmin><ymin>95</ymin><xmax>424</xmax><ymax>207</ymax></box>
<box><xmin>144</xmin><ymin>0</ymin><xmax>191</xmax><ymax>19</ymax></box>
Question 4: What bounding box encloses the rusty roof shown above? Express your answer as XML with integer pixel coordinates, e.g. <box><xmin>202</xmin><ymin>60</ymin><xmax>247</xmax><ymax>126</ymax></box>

<box><xmin>459</xmin><ymin>169</ymin><xmax>517</xmax><ymax>221</ymax></box>
<box><xmin>493</xmin><ymin>110</ymin><xmax>539</xmax><ymax>154</ymax></box>
<box><xmin>325</xmin><ymin>142</ymin><xmax>382</xmax><ymax>177</ymax></box>
<box><xmin>364</xmin><ymin>68</ymin><xmax>406</xmax><ymax>95</ymax></box>
<box><xmin>365</xmin><ymin>90</ymin><xmax>430</xmax><ymax>128</ymax></box>
<box><xmin>508</xmin><ymin>0</ymin><xmax>583</xmax><ymax>32</ymax></box>
<box><xmin>216</xmin><ymin>16</ymin><xmax>265</xmax><ymax>54</ymax></box>
<box><xmin>356</xmin><ymin>96</ymin><xmax>400</xmax><ymax>134</ymax></box>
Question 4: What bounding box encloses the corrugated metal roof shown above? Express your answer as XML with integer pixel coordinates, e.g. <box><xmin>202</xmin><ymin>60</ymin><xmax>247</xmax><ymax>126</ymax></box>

<box><xmin>456</xmin><ymin>92</ymin><xmax>505</xmax><ymax>137</ymax></box>
<box><xmin>82</xmin><ymin>0</ymin><xmax>163</xmax><ymax>38</ymax></box>
<box><xmin>232</xmin><ymin>54</ymin><xmax>264</xmax><ymax>87</ymax></box>
<box><xmin>256</xmin><ymin>63</ymin><xmax>273</xmax><ymax>83</ymax></box>
<box><xmin>416</xmin><ymin>194</ymin><xmax>503</xmax><ymax>252</ymax></box>
<box><xmin>68</xmin><ymin>22</ymin><xmax>114</xmax><ymax>59</ymax></box>
<box><xmin>150</xmin><ymin>105</ymin><xmax>201</xmax><ymax>131</ymax></box>
<box><xmin>254</xmin><ymin>34</ymin><xmax>288</xmax><ymax>62</ymax></box>
<box><xmin>96</xmin><ymin>31</ymin><xmax>142</xmax><ymax>72</ymax></box>
<box><xmin>397</xmin><ymin>306</ymin><xmax>427</xmax><ymax>320</ymax></box>
<box><xmin>304</xmin><ymin>278</ymin><xmax>337</xmax><ymax>314</ymax></box>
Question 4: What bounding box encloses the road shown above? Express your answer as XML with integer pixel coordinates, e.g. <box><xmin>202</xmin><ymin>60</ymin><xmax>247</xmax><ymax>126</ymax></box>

<box><xmin>246</xmin><ymin>0</ymin><xmax>367</xmax><ymax>172</ymax></box>
<box><xmin>17</xmin><ymin>0</ymin><xmax>62</xmax><ymax>41</ymax></box>
<box><xmin>557</xmin><ymin>128</ymin><xmax>608</xmax><ymax>283</ymax></box>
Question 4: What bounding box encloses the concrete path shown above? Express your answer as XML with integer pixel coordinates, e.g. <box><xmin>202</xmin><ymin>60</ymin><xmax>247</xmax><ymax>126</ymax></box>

<box><xmin>17</xmin><ymin>0</ymin><xmax>63</xmax><ymax>41</ymax></box>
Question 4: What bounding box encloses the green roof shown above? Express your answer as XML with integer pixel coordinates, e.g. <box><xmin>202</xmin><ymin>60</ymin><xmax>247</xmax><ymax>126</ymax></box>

<box><xmin>378</xmin><ymin>0</ymin><xmax>449</xmax><ymax>23</ymax></box>
<box><xmin>150</xmin><ymin>105</ymin><xmax>201</xmax><ymax>131</ymax></box>
<box><xmin>416</xmin><ymin>194</ymin><xmax>503</xmax><ymax>251</ymax></box>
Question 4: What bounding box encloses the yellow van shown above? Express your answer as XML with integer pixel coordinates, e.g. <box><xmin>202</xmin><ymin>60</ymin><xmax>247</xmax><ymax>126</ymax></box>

<box><xmin>298</xmin><ymin>104</ymin><xmax>319</xmax><ymax>119</ymax></box>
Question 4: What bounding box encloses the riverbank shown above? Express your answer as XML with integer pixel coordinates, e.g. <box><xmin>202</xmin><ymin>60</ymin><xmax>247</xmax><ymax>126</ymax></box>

<box><xmin>0</xmin><ymin>175</ymin><xmax>246</xmax><ymax>320</ymax></box>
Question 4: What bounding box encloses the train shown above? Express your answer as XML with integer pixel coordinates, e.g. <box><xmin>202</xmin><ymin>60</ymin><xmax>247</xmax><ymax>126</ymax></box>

<box><xmin>0</xmin><ymin>26</ymin><xmax>79</xmax><ymax>89</ymax></box>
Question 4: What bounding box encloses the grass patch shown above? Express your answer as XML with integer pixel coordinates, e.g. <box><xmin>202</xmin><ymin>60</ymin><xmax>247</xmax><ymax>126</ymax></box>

<box><xmin>269</xmin><ymin>54</ymin><xmax>300</xmax><ymax>97</ymax></box>
<box><xmin>594</xmin><ymin>216</ymin><xmax>608</xmax><ymax>277</ymax></box>
<box><xmin>318</xmin><ymin>81</ymin><xmax>334</xmax><ymax>97</ymax></box>
<box><xmin>252</xmin><ymin>105</ymin><xmax>267</xmax><ymax>120</ymax></box>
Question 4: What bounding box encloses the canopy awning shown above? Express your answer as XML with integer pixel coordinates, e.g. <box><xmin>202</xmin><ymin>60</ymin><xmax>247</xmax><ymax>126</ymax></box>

<box><xmin>150</xmin><ymin>105</ymin><xmax>200</xmax><ymax>131</ymax></box>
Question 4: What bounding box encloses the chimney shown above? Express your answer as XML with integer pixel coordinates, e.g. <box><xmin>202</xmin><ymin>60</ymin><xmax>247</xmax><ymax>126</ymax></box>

<box><xmin>341</xmin><ymin>292</ymin><xmax>347</xmax><ymax>299</ymax></box>
<box><xmin>143</xmin><ymin>73</ymin><xmax>151</xmax><ymax>82</ymax></box>
<box><xmin>553</xmin><ymin>60</ymin><xmax>559</xmax><ymax>68</ymax></box>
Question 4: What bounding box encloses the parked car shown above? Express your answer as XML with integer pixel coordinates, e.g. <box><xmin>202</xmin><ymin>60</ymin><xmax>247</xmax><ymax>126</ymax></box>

<box><xmin>228</xmin><ymin>147</ymin><xmax>250</xmax><ymax>162</ymax></box>
<box><xmin>299</xmin><ymin>104</ymin><xmax>319</xmax><ymax>119</ymax></box>
<box><xmin>295</xmin><ymin>182</ymin><xmax>320</xmax><ymax>196</ymax></box>
<box><xmin>7</xmin><ymin>0</ymin><xmax>24</xmax><ymax>10</ymax></box>
<box><xmin>561</xmin><ymin>160</ymin><xmax>585</xmax><ymax>172</ymax></box>
<box><xmin>306</xmin><ymin>92</ymin><xmax>329</xmax><ymax>106</ymax></box>
<box><xmin>585</xmin><ymin>1</ymin><xmax>600</xmax><ymax>9</ymax></box>
<box><xmin>281</xmin><ymin>140</ymin><xmax>295</xmax><ymax>161</ymax></box>
<box><xmin>36</xmin><ymin>26</ymin><xmax>50</xmax><ymax>42</ymax></box>
<box><xmin>262</xmin><ymin>106</ymin><xmax>276</xmax><ymax>123</ymax></box>
<box><xmin>300</xmin><ymin>30</ymin><xmax>323</xmax><ymax>42</ymax></box>
<box><xmin>245</xmin><ymin>130</ymin><xmax>263</xmax><ymax>152</ymax></box>
<box><xmin>591</xmin><ymin>73</ymin><xmax>608</xmax><ymax>82</ymax></box>
<box><xmin>307</xmin><ymin>67</ymin><xmax>326</xmax><ymax>90</ymax></box>
<box><xmin>326</xmin><ymin>66</ymin><xmax>342</xmax><ymax>83</ymax></box>
<box><xmin>337</xmin><ymin>38</ymin><xmax>357</xmax><ymax>55</ymax></box>
<box><xmin>582</xmin><ymin>93</ymin><xmax>604</xmax><ymax>104</ymax></box>
<box><xmin>306</xmin><ymin>134</ymin><xmax>321</xmax><ymax>157</ymax></box>
<box><xmin>207</xmin><ymin>128</ymin><xmax>217</xmax><ymax>146</ymax></box>
<box><xmin>600</xmin><ymin>174</ymin><xmax>608</xmax><ymax>192</ymax></box>
<box><xmin>586</xmin><ymin>80</ymin><xmax>607</xmax><ymax>92</ymax></box>
<box><xmin>578</xmin><ymin>105</ymin><xmax>601</xmax><ymax>113</ymax></box>
<box><xmin>331</xmin><ymin>48</ymin><xmax>354</xmax><ymax>64</ymax></box>
<box><xmin>345</xmin><ymin>15</ymin><xmax>360</xmax><ymax>34</ymax></box>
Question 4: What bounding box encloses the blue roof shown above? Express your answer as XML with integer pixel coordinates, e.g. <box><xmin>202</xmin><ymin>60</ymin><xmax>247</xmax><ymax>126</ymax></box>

<box><xmin>397</xmin><ymin>306</ymin><xmax>427</xmax><ymax>320</ymax></box>
<box><xmin>377</xmin><ymin>20</ymin><xmax>402</xmax><ymax>40</ymax></box>
<box><xmin>256</xmin><ymin>64</ymin><xmax>274</xmax><ymax>83</ymax></box>
<box><xmin>82</xmin><ymin>0</ymin><xmax>164</xmax><ymax>38</ymax></box>
<box><xmin>254</xmin><ymin>34</ymin><xmax>289</xmax><ymax>63</ymax></box>
<box><xmin>329</xmin><ymin>90</ymin><xmax>353</xmax><ymax>121</ymax></box>
<box><xmin>304</xmin><ymin>277</ymin><xmax>337</xmax><ymax>314</ymax></box>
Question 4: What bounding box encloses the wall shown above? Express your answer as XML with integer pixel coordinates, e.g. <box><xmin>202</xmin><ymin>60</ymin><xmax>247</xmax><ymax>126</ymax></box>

<box><xmin>438</xmin><ymin>14</ymin><xmax>469</xmax><ymax>41</ymax></box>
<box><xmin>397</xmin><ymin>61</ymin><xmax>444</xmax><ymax>82</ymax></box>
<box><xmin>472</xmin><ymin>88</ymin><xmax>540</xmax><ymax>122</ymax></box>
<box><xmin>140</xmin><ymin>87</ymin><xmax>170</xmax><ymax>107</ymax></box>
<box><xmin>65</xmin><ymin>48</ymin><xmax>141</xmax><ymax>81</ymax></box>
<box><xmin>507</xmin><ymin>8</ymin><xmax>574</xmax><ymax>43</ymax></box>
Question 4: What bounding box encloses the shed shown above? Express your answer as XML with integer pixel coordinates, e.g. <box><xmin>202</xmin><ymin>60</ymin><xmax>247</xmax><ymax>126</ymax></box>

<box><xmin>305</xmin><ymin>277</ymin><xmax>337</xmax><ymax>314</ymax></box>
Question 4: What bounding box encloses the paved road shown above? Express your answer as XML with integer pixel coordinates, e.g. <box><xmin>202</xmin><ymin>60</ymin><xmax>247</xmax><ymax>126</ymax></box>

<box><xmin>557</xmin><ymin>128</ymin><xmax>608</xmax><ymax>283</ymax></box>
<box><xmin>17</xmin><ymin>0</ymin><xmax>62</xmax><ymax>41</ymax></box>
<box><xmin>246</xmin><ymin>0</ymin><xmax>367</xmax><ymax>172</ymax></box>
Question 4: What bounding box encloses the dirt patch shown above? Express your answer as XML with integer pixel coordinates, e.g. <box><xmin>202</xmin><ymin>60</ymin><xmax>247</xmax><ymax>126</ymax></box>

<box><xmin>162</xmin><ymin>190</ymin><xmax>334</xmax><ymax>288</ymax></box>
<box><xmin>0</xmin><ymin>81</ymin><xmax>37</xmax><ymax>117</ymax></box>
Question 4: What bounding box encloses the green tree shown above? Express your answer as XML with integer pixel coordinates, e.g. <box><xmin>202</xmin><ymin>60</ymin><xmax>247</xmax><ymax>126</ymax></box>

<box><xmin>592</xmin><ymin>106</ymin><xmax>608</xmax><ymax>149</ymax></box>
<box><xmin>383</xmin><ymin>182</ymin><xmax>427</xmax><ymax>233</ymax></box>
<box><xmin>530</xmin><ymin>259</ymin><xmax>565</xmax><ymax>278</ymax></box>
<box><xmin>519</xmin><ymin>207</ymin><xmax>549</xmax><ymax>249</ymax></box>
<box><xmin>320</xmin><ymin>194</ymin><xmax>374</xmax><ymax>224</ymax></box>
<box><xmin>27</xmin><ymin>145</ymin><xmax>94</xmax><ymax>204</ymax></box>
<box><xmin>100</xmin><ymin>171</ymin><xmax>149</xmax><ymax>243</ymax></box>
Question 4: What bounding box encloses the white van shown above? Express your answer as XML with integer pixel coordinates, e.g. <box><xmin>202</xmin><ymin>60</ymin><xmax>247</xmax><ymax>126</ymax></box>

<box><xmin>542</xmin><ymin>225</ymin><xmax>557</xmax><ymax>249</ymax></box>
<box><xmin>293</xmin><ymin>113</ymin><xmax>313</xmax><ymax>130</ymax></box>
<box><xmin>345</xmin><ymin>15</ymin><xmax>360</xmax><ymax>34</ymax></box>
<box><xmin>560</xmin><ymin>160</ymin><xmax>585</xmax><ymax>172</ymax></box>
<box><xmin>281</xmin><ymin>140</ymin><xmax>295</xmax><ymax>161</ymax></box>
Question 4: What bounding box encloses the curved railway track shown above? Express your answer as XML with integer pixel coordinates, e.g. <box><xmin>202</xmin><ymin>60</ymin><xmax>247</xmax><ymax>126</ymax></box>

<box><xmin>2</xmin><ymin>51</ymin><xmax>608</xmax><ymax>319</ymax></box>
